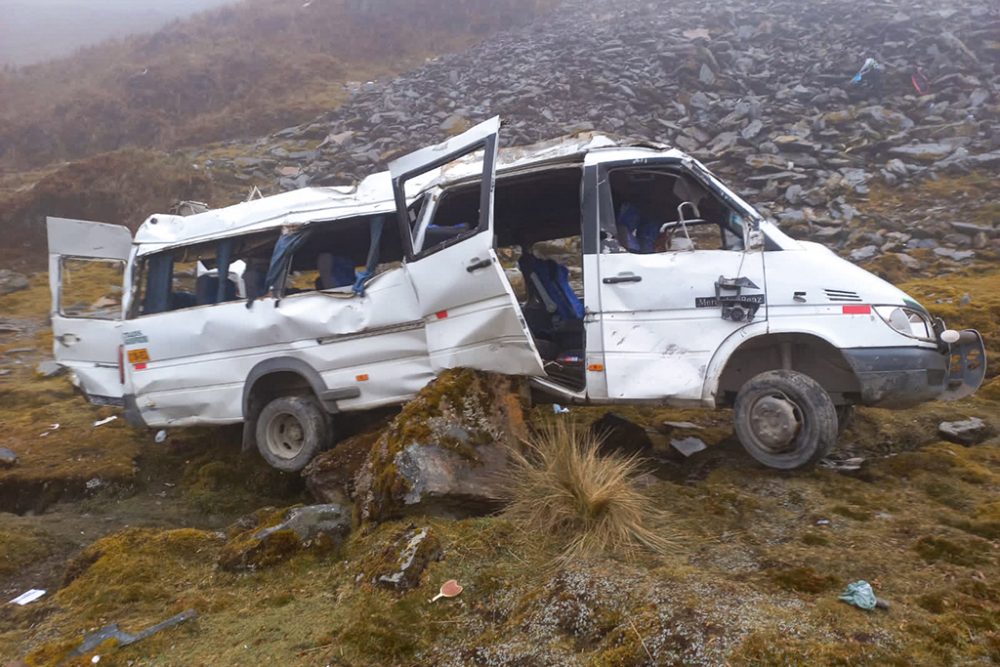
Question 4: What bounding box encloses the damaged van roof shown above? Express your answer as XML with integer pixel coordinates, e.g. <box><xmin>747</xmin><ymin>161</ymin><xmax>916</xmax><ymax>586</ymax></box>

<box><xmin>133</xmin><ymin>132</ymin><xmax>680</xmax><ymax>250</ymax></box>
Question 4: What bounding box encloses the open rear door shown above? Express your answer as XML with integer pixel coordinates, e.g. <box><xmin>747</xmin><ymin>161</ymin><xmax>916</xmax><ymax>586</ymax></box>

<box><xmin>391</xmin><ymin>117</ymin><xmax>545</xmax><ymax>376</ymax></box>
<box><xmin>47</xmin><ymin>217</ymin><xmax>132</xmax><ymax>404</ymax></box>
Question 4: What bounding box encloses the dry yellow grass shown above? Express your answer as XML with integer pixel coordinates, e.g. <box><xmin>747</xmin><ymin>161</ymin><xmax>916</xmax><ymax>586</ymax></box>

<box><xmin>503</xmin><ymin>420</ymin><xmax>680</xmax><ymax>564</ymax></box>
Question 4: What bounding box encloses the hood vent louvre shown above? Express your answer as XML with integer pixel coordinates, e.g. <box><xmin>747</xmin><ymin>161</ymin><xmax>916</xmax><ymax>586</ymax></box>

<box><xmin>824</xmin><ymin>288</ymin><xmax>863</xmax><ymax>302</ymax></box>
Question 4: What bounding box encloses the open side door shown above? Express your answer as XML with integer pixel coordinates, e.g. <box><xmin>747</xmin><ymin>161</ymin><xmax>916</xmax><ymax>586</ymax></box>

<box><xmin>47</xmin><ymin>217</ymin><xmax>132</xmax><ymax>404</ymax></box>
<box><xmin>390</xmin><ymin>117</ymin><xmax>545</xmax><ymax>376</ymax></box>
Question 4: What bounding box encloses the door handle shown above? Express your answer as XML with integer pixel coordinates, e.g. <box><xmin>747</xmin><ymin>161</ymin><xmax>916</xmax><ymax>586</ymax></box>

<box><xmin>57</xmin><ymin>333</ymin><xmax>79</xmax><ymax>346</ymax></box>
<box><xmin>466</xmin><ymin>258</ymin><xmax>493</xmax><ymax>273</ymax></box>
<box><xmin>603</xmin><ymin>274</ymin><xmax>642</xmax><ymax>284</ymax></box>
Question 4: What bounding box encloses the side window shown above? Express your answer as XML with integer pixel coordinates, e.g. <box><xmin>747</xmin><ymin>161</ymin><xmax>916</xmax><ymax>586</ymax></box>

<box><xmin>400</xmin><ymin>148</ymin><xmax>488</xmax><ymax>258</ymax></box>
<box><xmin>602</xmin><ymin>168</ymin><xmax>744</xmax><ymax>254</ymax></box>
<box><xmin>413</xmin><ymin>184</ymin><xmax>481</xmax><ymax>257</ymax></box>
<box><xmin>280</xmin><ymin>213</ymin><xmax>405</xmax><ymax>297</ymax></box>
<box><xmin>59</xmin><ymin>258</ymin><xmax>124</xmax><ymax>319</ymax></box>
<box><xmin>134</xmin><ymin>232</ymin><xmax>277</xmax><ymax>316</ymax></box>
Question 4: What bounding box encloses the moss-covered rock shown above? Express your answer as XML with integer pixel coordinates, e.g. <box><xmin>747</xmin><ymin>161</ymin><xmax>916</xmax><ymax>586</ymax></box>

<box><xmin>359</xmin><ymin>524</ymin><xmax>442</xmax><ymax>591</ymax></box>
<box><xmin>301</xmin><ymin>430</ymin><xmax>381</xmax><ymax>505</ymax></box>
<box><xmin>217</xmin><ymin>503</ymin><xmax>350</xmax><ymax>571</ymax></box>
<box><xmin>354</xmin><ymin>369</ymin><xmax>528</xmax><ymax>524</ymax></box>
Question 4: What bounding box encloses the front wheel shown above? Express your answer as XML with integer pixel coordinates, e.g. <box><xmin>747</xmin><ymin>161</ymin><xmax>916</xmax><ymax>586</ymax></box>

<box><xmin>256</xmin><ymin>395</ymin><xmax>331</xmax><ymax>472</ymax></box>
<box><xmin>733</xmin><ymin>370</ymin><xmax>838</xmax><ymax>470</ymax></box>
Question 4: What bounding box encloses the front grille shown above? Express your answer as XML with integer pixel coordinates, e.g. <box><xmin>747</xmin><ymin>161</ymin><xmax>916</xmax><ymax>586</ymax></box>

<box><xmin>824</xmin><ymin>288</ymin><xmax>863</xmax><ymax>302</ymax></box>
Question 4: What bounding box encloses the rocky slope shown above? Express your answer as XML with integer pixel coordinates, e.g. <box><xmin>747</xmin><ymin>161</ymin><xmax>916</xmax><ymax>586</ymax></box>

<box><xmin>199</xmin><ymin>0</ymin><xmax>998</xmax><ymax>267</ymax></box>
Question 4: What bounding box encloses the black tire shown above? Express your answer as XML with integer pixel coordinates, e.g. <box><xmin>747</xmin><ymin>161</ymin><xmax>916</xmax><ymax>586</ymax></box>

<box><xmin>733</xmin><ymin>370</ymin><xmax>838</xmax><ymax>470</ymax></box>
<box><xmin>835</xmin><ymin>405</ymin><xmax>856</xmax><ymax>436</ymax></box>
<box><xmin>255</xmin><ymin>395</ymin><xmax>331</xmax><ymax>472</ymax></box>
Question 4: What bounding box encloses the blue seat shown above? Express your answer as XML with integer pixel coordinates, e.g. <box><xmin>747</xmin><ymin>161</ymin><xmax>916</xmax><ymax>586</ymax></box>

<box><xmin>317</xmin><ymin>253</ymin><xmax>356</xmax><ymax>289</ymax></box>
<box><xmin>195</xmin><ymin>274</ymin><xmax>238</xmax><ymax>305</ymax></box>
<box><xmin>518</xmin><ymin>253</ymin><xmax>584</xmax><ymax>323</ymax></box>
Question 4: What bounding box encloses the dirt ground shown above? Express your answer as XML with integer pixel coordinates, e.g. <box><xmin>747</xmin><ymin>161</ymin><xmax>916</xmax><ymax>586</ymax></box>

<box><xmin>1</xmin><ymin>262</ymin><xmax>998</xmax><ymax>665</ymax></box>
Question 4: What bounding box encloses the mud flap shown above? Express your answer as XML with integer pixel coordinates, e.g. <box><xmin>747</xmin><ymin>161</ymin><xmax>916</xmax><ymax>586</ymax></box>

<box><xmin>941</xmin><ymin>330</ymin><xmax>986</xmax><ymax>401</ymax></box>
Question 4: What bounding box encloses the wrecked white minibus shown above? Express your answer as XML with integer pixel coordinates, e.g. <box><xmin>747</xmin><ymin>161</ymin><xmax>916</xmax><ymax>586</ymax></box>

<box><xmin>47</xmin><ymin>117</ymin><xmax>986</xmax><ymax>471</ymax></box>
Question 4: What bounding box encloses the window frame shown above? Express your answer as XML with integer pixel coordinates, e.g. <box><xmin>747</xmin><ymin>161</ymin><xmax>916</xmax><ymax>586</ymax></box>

<box><xmin>597</xmin><ymin>160</ymin><xmax>747</xmax><ymax>255</ymax></box>
<box><xmin>57</xmin><ymin>255</ymin><xmax>126</xmax><ymax>321</ymax></box>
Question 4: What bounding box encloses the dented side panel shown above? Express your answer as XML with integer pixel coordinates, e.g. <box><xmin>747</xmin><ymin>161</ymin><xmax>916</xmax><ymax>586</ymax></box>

<box><xmin>404</xmin><ymin>241</ymin><xmax>545</xmax><ymax>375</ymax></box>
<box><xmin>124</xmin><ymin>267</ymin><xmax>434</xmax><ymax>426</ymax></box>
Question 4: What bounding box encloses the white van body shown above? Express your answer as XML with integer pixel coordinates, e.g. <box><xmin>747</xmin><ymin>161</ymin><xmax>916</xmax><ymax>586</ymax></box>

<box><xmin>48</xmin><ymin>118</ymin><xmax>986</xmax><ymax>470</ymax></box>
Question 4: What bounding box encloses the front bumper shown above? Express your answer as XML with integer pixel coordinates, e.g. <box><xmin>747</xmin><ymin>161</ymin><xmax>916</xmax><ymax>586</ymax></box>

<box><xmin>842</xmin><ymin>330</ymin><xmax>986</xmax><ymax>408</ymax></box>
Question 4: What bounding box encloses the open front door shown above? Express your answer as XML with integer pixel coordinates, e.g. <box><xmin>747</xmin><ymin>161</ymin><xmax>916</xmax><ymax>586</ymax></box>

<box><xmin>391</xmin><ymin>117</ymin><xmax>545</xmax><ymax>376</ymax></box>
<box><xmin>47</xmin><ymin>217</ymin><xmax>132</xmax><ymax>404</ymax></box>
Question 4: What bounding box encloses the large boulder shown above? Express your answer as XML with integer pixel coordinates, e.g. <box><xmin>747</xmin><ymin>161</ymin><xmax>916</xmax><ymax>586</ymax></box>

<box><xmin>218</xmin><ymin>504</ymin><xmax>351</xmax><ymax>571</ymax></box>
<box><xmin>354</xmin><ymin>368</ymin><xmax>528</xmax><ymax>524</ymax></box>
<box><xmin>302</xmin><ymin>430</ymin><xmax>381</xmax><ymax>505</ymax></box>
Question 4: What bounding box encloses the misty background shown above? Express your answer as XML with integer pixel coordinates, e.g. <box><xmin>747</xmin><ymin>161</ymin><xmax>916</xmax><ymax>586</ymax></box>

<box><xmin>0</xmin><ymin>0</ymin><xmax>236</xmax><ymax>66</ymax></box>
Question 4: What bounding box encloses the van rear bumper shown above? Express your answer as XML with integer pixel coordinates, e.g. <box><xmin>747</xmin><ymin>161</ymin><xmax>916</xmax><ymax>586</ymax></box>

<box><xmin>123</xmin><ymin>393</ymin><xmax>148</xmax><ymax>429</ymax></box>
<box><xmin>842</xmin><ymin>346</ymin><xmax>948</xmax><ymax>408</ymax></box>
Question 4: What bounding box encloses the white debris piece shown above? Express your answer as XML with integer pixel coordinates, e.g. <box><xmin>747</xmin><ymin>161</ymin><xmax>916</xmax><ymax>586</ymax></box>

<box><xmin>10</xmin><ymin>589</ymin><xmax>46</xmax><ymax>605</ymax></box>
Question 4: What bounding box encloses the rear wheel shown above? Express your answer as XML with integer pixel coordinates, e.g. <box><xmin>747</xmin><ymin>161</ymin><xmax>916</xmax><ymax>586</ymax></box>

<box><xmin>733</xmin><ymin>370</ymin><xmax>838</xmax><ymax>470</ymax></box>
<box><xmin>256</xmin><ymin>395</ymin><xmax>331</xmax><ymax>472</ymax></box>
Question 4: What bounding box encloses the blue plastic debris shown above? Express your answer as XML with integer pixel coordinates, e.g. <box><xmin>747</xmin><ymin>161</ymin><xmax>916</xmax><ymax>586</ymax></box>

<box><xmin>850</xmin><ymin>57</ymin><xmax>884</xmax><ymax>89</ymax></box>
<box><xmin>839</xmin><ymin>580</ymin><xmax>877</xmax><ymax>610</ymax></box>
<box><xmin>552</xmin><ymin>404</ymin><xmax>570</xmax><ymax>414</ymax></box>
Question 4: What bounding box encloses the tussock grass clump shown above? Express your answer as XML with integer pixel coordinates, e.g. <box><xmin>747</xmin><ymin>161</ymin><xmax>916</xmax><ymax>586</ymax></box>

<box><xmin>503</xmin><ymin>421</ymin><xmax>679</xmax><ymax>563</ymax></box>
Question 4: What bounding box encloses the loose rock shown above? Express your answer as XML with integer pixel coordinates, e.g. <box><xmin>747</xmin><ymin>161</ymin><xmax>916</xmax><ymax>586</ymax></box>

<box><xmin>938</xmin><ymin>417</ymin><xmax>994</xmax><ymax>446</ymax></box>
<box><xmin>0</xmin><ymin>447</ymin><xmax>18</xmax><ymax>468</ymax></box>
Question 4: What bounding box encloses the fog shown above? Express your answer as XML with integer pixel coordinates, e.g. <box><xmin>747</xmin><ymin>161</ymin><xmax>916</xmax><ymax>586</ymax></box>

<box><xmin>0</xmin><ymin>0</ymin><xmax>237</xmax><ymax>66</ymax></box>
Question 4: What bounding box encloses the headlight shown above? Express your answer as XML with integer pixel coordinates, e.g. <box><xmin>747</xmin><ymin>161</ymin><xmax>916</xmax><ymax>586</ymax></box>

<box><xmin>873</xmin><ymin>306</ymin><xmax>933</xmax><ymax>340</ymax></box>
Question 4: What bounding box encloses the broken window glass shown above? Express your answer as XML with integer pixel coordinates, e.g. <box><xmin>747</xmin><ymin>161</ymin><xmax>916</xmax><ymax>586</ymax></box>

<box><xmin>278</xmin><ymin>212</ymin><xmax>404</xmax><ymax>298</ymax></box>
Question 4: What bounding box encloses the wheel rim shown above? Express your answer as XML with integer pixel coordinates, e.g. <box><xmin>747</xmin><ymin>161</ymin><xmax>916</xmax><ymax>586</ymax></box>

<box><xmin>748</xmin><ymin>392</ymin><xmax>803</xmax><ymax>453</ymax></box>
<box><xmin>264</xmin><ymin>412</ymin><xmax>306</xmax><ymax>460</ymax></box>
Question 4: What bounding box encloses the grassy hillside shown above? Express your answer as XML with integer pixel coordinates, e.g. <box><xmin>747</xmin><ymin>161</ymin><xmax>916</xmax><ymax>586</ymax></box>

<box><xmin>0</xmin><ymin>0</ymin><xmax>556</xmax><ymax>168</ymax></box>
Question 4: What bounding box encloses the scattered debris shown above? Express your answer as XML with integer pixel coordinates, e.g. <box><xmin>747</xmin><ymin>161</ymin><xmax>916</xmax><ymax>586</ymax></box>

<box><xmin>938</xmin><ymin>417</ymin><xmax>994</xmax><ymax>446</ymax></box>
<box><xmin>70</xmin><ymin>609</ymin><xmax>198</xmax><ymax>656</ymax></box>
<box><xmin>819</xmin><ymin>456</ymin><xmax>866</xmax><ymax>472</ymax></box>
<box><xmin>662</xmin><ymin>421</ymin><xmax>702</xmax><ymax>430</ymax></box>
<box><xmin>92</xmin><ymin>416</ymin><xmax>118</xmax><ymax>427</ymax></box>
<box><xmin>839</xmin><ymin>580</ymin><xmax>877</xmax><ymax>610</ymax></box>
<box><xmin>430</xmin><ymin>579</ymin><xmax>463</xmax><ymax>603</ymax></box>
<box><xmin>0</xmin><ymin>447</ymin><xmax>18</xmax><ymax>468</ymax></box>
<box><xmin>40</xmin><ymin>423</ymin><xmax>60</xmax><ymax>437</ymax></box>
<box><xmin>669</xmin><ymin>436</ymin><xmax>708</xmax><ymax>459</ymax></box>
<box><xmin>36</xmin><ymin>360</ymin><xmax>65</xmax><ymax>378</ymax></box>
<box><xmin>154</xmin><ymin>430</ymin><xmax>167</xmax><ymax>443</ymax></box>
<box><xmin>85</xmin><ymin>478</ymin><xmax>103</xmax><ymax>490</ymax></box>
<box><xmin>850</xmin><ymin>57</ymin><xmax>883</xmax><ymax>91</ymax></box>
<box><xmin>9</xmin><ymin>589</ymin><xmax>45</xmax><ymax>605</ymax></box>
<box><xmin>552</xmin><ymin>404</ymin><xmax>570</xmax><ymax>414</ymax></box>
